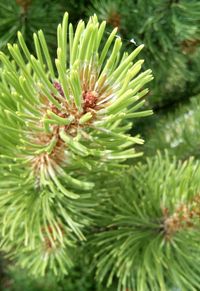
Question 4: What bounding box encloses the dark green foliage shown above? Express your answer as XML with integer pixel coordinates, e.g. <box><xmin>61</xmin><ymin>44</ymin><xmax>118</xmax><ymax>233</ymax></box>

<box><xmin>2</xmin><ymin>263</ymin><xmax>97</xmax><ymax>291</ymax></box>
<box><xmin>0</xmin><ymin>0</ymin><xmax>63</xmax><ymax>52</ymax></box>
<box><xmin>144</xmin><ymin>94</ymin><xmax>200</xmax><ymax>159</ymax></box>
<box><xmin>2</xmin><ymin>255</ymin><xmax>117</xmax><ymax>291</ymax></box>
<box><xmin>87</xmin><ymin>0</ymin><xmax>131</xmax><ymax>33</ymax></box>
<box><xmin>134</xmin><ymin>0</ymin><xmax>200</xmax><ymax>107</ymax></box>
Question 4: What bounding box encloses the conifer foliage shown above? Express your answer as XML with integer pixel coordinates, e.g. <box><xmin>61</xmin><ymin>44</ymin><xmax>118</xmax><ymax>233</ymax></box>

<box><xmin>0</xmin><ymin>12</ymin><xmax>152</xmax><ymax>278</ymax></box>
<box><xmin>0</xmin><ymin>2</ymin><xmax>200</xmax><ymax>291</ymax></box>
<box><xmin>90</xmin><ymin>153</ymin><xmax>200</xmax><ymax>291</ymax></box>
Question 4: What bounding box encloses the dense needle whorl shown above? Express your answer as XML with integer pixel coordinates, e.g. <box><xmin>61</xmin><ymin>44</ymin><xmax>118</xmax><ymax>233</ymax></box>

<box><xmin>0</xmin><ymin>12</ymin><xmax>152</xmax><ymax>276</ymax></box>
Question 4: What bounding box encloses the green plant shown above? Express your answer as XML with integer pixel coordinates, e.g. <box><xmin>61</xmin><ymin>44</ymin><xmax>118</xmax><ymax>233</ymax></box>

<box><xmin>89</xmin><ymin>153</ymin><xmax>200</xmax><ymax>291</ymax></box>
<box><xmin>0</xmin><ymin>12</ymin><xmax>152</xmax><ymax>277</ymax></box>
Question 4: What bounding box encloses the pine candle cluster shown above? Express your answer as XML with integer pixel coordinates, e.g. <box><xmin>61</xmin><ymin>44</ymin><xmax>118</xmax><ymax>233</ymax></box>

<box><xmin>163</xmin><ymin>193</ymin><xmax>200</xmax><ymax>239</ymax></box>
<box><xmin>0</xmin><ymin>13</ymin><xmax>152</xmax><ymax>275</ymax></box>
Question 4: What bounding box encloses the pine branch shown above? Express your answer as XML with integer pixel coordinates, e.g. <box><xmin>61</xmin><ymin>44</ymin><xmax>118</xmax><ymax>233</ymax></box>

<box><xmin>89</xmin><ymin>152</ymin><xmax>200</xmax><ymax>291</ymax></box>
<box><xmin>0</xmin><ymin>12</ymin><xmax>152</xmax><ymax>276</ymax></box>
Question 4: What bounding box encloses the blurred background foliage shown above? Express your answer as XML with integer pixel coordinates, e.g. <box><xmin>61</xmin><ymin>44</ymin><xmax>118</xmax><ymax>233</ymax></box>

<box><xmin>0</xmin><ymin>0</ymin><xmax>199</xmax><ymax>290</ymax></box>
